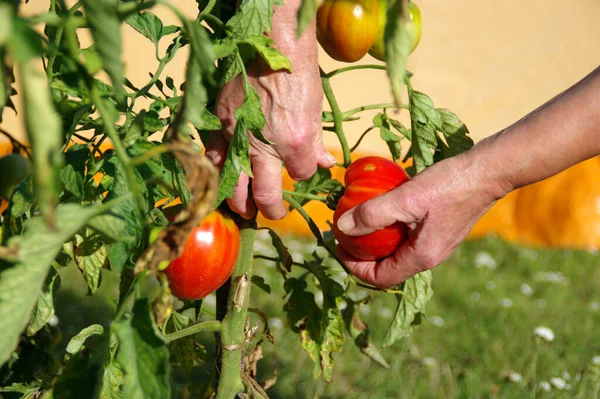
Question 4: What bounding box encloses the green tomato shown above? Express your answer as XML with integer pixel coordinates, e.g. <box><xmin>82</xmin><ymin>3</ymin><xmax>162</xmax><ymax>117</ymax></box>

<box><xmin>0</xmin><ymin>154</ymin><xmax>31</xmax><ymax>200</ymax></box>
<box><xmin>369</xmin><ymin>1</ymin><xmax>422</xmax><ymax>62</ymax></box>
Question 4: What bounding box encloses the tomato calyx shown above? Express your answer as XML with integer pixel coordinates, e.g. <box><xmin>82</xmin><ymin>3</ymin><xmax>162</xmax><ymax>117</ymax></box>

<box><xmin>326</xmin><ymin>185</ymin><xmax>346</xmax><ymax>211</ymax></box>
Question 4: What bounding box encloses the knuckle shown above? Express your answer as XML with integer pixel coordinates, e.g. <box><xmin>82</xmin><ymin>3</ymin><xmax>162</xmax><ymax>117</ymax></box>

<box><xmin>253</xmin><ymin>190</ymin><xmax>282</xmax><ymax>208</ymax></box>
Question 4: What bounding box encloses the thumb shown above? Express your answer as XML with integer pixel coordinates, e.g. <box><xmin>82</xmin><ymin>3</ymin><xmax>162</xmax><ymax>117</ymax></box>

<box><xmin>336</xmin><ymin>185</ymin><xmax>424</xmax><ymax>237</ymax></box>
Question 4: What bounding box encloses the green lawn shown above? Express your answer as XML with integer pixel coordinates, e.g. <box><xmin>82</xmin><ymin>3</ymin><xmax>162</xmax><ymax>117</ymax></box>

<box><xmin>247</xmin><ymin>234</ymin><xmax>600</xmax><ymax>399</ymax></box>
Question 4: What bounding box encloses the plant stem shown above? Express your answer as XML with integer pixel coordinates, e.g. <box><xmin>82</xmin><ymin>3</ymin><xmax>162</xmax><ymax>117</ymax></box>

<box><xmin>281</xmin><ymin>189</ymin><xmax>326</xmax><ymax>202</ymax></box>
<box><xmin>320</xmin><ymin>69</ymin><xmax>351</xmax><ymax>166</ymax></box>
<box><xmin>46</xmin><ymin>1</ymin><xmax>82</xmax><ymax>80</ymax></box>
<box><xmin>129</xmin><ymin>144</ymin><xmax>170</xmax><ymax>167</ymax></box>
<box><xmin>164</xmin><ymin>320</ymin><xmax>221</xmax><ymax>343</ymax></box>
<box><xmin>323</xmin><ymin>64</ymin><xmax>387</xmax><ymax>79</ymax></box>
<box><xmin>91</xmin><ymin>89</ymin><xmax>145</xmax><ymax>213</ymax></box>
<box><xmin>216</xmin><ymin>219</ymin><xmax>257</xmax><ymax>399</ymax></box>
<box><xmin>342</xmin><ymin>103</ymin><xmax>409</xmax><ymax>119</ymax></box>
<box><xmin>350</xmin><ymin>126</ymin><xmax>376</xmax><ymax>153</ymax></box>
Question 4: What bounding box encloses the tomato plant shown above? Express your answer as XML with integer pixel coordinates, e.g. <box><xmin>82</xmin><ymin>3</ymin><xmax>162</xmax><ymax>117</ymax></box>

<box><xmin>0</xmin><ymin>0</ymin><xmax>473</xmax><ymax>397</ymax></box>
<box><xmin>333</xmin><ymin>156</ymin><xmax>410</xmax><ymax>260</ymax></box>
<box><xmin>369</xmin><ymin>1</ymin><xmax>422</xmax><ymax>61</ymax></box>
<box><xmin>164</xmin><ymin>210</ymin><xmax>240</xmax><ymax>300</ymax></box>
<box><xmin>316</xmin><ymin>0</ymin><xmax>379</xmax><ymax>62</ymax></box>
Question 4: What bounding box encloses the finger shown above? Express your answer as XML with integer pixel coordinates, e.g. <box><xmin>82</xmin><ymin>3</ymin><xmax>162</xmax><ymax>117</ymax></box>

<box><xmin>251</xmin><ymin>154</ymin><xmax>287</xmax><ymax>220</ymax></box>
<box><xmin>227</xmin><ymin>172</ymin><xmax>256</xmax><ymax>219</ymax></box>
<box><xmin>280</xmin><ymin>134</ymin><xmax>320</xmax><ymax>181</ymax></box>
<box><xmin>337</xmin><ymin>240</ymin><xmax>426</xmax><ymax>289</ymax></box>
<box><xmin>315</xmin><ymin>141</ymin><xmax>338</xmax><ymax>169</ymax></box>
<box><xmin>204</xmin><ymin>132</ymin><xmax>229</xmax><ymax>169</ymax></box>
<box><xmin>336</xmin><ymin>184</ymin><xmax>424</xmax><ymax>237</ymax></box>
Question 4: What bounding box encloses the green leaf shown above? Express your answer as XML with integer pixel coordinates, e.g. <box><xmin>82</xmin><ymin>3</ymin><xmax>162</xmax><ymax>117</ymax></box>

<box><xmin>245</xmin><ymin>35</ymin><xmax>292</xmax><ymax>72</ymax></box>
<box><xmin>0</xmin><ymin>4</ymin><xmax>13</xmax><ymax>45</ymax></box>
<box><xmin>213</xmin><ymin>38</ymin><xmax>238</xmax><ymax>59</ymax></box>
<box><xmin>87</xmin><ymin>212</ymin><xmax>133</xmax><ymax>243</ymax></box>
<box><xmin>215</xmin><ymin>118</ymin><xmax>252</xmax><ymax>207</ymax></box>
<box><xmin>7</xmin><ymin>16</ymin><xmax>44</xmax><ymax>63</ymax></box>
<box><xmin>112</xmin><ymin>299</ymin><xmax>170</xmax><ymax>399</ymax></box>
<box><xmin>409</xmin><ymin>91</ymin><xmax>440</xmax><ymax>173</ymax></box>
<box><xmin>383</xmin><ymin>270</ymin><xmax>433</xmax><ymax>347</ymax></box>
<box><xmin>66</xmin><ymin>324</ymin><xmax>105</xmax><ymax>355</ymax></box>
<box><xmin>293</xmin><ymin>168</ymin><xmax>341</xmax><ymax>206</ymax></box>
<box><xmin>126</xmin><ymin>12</ymin><xmax>163</xmax><ymax>44</ymax></box>
<box><xmin>27</xmin><ymin>267</ymin><xmax>61</xmax><ymax>336</ymax></box>
<box><xmin>374</xmin><ymin>113</ymin><xmax>403</xmax><ymax>162</ymax></box>
<box><xmin>234</xmin><ymin>84</ymin><xmax>271</xmax><ymax>145</ymax></box>
<box><xmin>73</xmin><ymin>231</ymin><xmax>108</xmax><ymax>294</ymax></box>
<box><xmin>61</xmin><ymin>144</ymin><xmax>89</xmax><ymax>199</ymax></box>
<box><xmin>384</xmin><ymin>0</ymin><xmax>412</xmax><ymax>107</ymax></box>
<box><xmin>226</xmin><ymin>0</ymin><xmax>282</xmax><ymax>40</ymax></box>
<box><xmin>18</xmin><ymin>60</ymin><xmax>64</xmax><ymax>226</ymax></box>
<box><xmin>266</xmin><ymin>227</ymin><xmax>293</xmax><ymax>274</ymax></box>
<box><xmin>296</xmin><ymin>0</ymin><xmax>320</xmax><ymax>37</ymax></box>
<box><xmin>101</xmin><ymin>356</ymin><xmax>124</xmax><ymax>399</ymax></box>
<box><xmin>0</xmin><ymin>203</ymin><xmax>110</xmax><ymax>368</ymax></box>
<box><xmin>251</xmin><ymin>275</ymin><xmax>271</xmax><ymax>294</ymax></box>
<box><xmin>181</xmin><ymin>21</ymin><xmax>215</xmax><ymax>132</ymax></box>
<box><xmin>80</xmin><ymin>46</ymin><xmax>103</xmax><ymax>75</ymax></box>
<box><xmin>0</xmin><ymin>383</ymin><xmax>40</xmax><ymax>397</ymax></box>
<box><xmin>342</xmin><ymin>301</ymin><xmax>390</xmax><ymax>368</ymax></box>
<box><xmin>82</xmin><ymin>0</ymin><xmax>125</xmax><ymax>94</ymax></box>
<box><xmin>436</xmin><ymin>108</ymin><xmax>473</xmax><ymax>159</ymax></box>
<box><xmin>192</xmin><ymin>108</ymin><xmax>222</xmax><ymax>131</ymax></box>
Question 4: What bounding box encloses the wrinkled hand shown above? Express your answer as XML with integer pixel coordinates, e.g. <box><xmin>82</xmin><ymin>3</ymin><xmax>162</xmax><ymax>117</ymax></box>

<box><xmin>335</xmin><ymin>153</ymin><xmax>510</xmax><ymax>289</ymax></box>
<box><xmin>207</xmin><ymin>60</ymin><xmax>335</xmax><ymax>220</ymax></box>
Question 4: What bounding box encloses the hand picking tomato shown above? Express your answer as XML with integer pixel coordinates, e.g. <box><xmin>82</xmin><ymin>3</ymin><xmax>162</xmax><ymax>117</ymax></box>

<box><xmin>164</xmin><ymin>210</ymin><xmax>240</xmax><ymax>300</ymax></box>
<box><xmin>316</xmin><ymin>0</ymin><xmax>379</xmax><ymax>62</ymax></box>
<box><xmin>369</xmin><ymin>0</ymin><xmax>422</xmax><ymax>62</ymax></box>
<box><xmin>333</xmin><ymin>157</ymin><xmax>410</xmax><ymax>260</ymax></box>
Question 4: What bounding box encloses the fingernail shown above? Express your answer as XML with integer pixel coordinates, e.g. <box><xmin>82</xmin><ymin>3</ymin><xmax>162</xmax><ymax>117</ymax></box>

<box><xmin>325</xmin><ymin>152</ymin><xmax>337</xmax><ymax>166</ymax></box>
<box><xmin>337</xmin><ymin>214</ymin><xmax>355</xmax><ymax>233</ymax></box>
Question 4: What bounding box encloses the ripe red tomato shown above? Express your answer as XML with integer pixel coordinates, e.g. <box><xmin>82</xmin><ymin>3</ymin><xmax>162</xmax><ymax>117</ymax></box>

<box><xmin>164</xmin><ymin>210</ymin><xmax>240</xmax><ymax>300</ymax></box>
<box><xmin>316</xmin><ymin>0</ymin><xmax>379</xmax><ymax>62</ymax></box>
<box><xmin>333</xmin><ymin>156</ymin><xmax>410</xmax><ymax>260</ymax></box>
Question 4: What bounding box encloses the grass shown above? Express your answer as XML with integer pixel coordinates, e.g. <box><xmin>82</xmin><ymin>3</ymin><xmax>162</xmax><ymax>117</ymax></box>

<box><xmin>246</xmin><ymin>233</ymin><xmax>600</xmax><ymax>399</ymax></box>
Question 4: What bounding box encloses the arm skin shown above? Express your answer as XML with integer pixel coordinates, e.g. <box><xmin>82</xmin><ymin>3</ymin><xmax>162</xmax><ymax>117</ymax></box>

<box><xmin>206</xmin><ymin>0</ymin><xmax>336</xmax><ymax>220</ymax></box>
<box><xmin>336</xmin><ymin>66</ymin><xmax>600</xmax><ymax>289</ymax></box>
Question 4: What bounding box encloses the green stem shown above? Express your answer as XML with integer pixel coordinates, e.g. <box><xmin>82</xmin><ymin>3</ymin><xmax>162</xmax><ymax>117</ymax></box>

<box><xmin>91</xmin><ymin>89</ymin><xmax>145</xmax><ymax>213</ymax></box>
<box><xmin>46</xmin><ymin>1</ymin><xmax>82</xmax><ymax>80</ymax></box>
<box><xmin>342</xmin><ymin>103</ymin><xmax>409</xmax><ymax>119</ymax></box>
<box><xmin>216</xmin><ymin>220</ymin><xmax>257</xmax><ymax>399</ymax></box>
<box><xmin>164</xmin><ymin>321</ymin><xmax>221</xmax><ymax>343</ymax></box>
<box><xmin>350</xmin><ymin>126</ymin><xmax>376</xmax><ymax>153</ymax></box>
<box><xmin>323</xmin><ymin>64</ymin><xmax>387</xmax><ymax>79</ymax></box>
<box><xmin>129</xmin><ymin>144</ymin><xmax>170</xmax><ymax>167</ymax></box>
<box><xmin>282</xmin><ymin>189</ymin><xmax>326</xmax><ymax>202</ymax></box>
<box><xmin>321</xmin><ymin>69</ymin><xmax>351</xmax><ymax>166</ymax></box>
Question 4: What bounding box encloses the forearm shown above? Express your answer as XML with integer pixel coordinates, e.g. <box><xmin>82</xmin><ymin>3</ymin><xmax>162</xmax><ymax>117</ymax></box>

<box><xmin>470</xmin><ymin>66</ymin><xmax>600</xmax><ymax>197</ymax></box>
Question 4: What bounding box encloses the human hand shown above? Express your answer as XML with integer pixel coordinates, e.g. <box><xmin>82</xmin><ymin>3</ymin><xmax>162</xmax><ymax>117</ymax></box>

<box><xmin>335</xmin><ymin>153</ymin><xmax>510</xmax><ymax>288</ymax></box>
<box><xmin>206</xmin><ymin>0</ymin><xmax>336</xmax><ymax>221</ymax></box>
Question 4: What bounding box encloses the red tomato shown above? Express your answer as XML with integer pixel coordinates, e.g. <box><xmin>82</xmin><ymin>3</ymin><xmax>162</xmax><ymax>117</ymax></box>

<box><xmin>164</xmin><ymin>210</ymin><xmax>240</xmax><ymax>300</ymax></box>
<box><xmin>333</xmin><ymin>156</ymin><xmax>410</xmax><ymax>260</ymax></box>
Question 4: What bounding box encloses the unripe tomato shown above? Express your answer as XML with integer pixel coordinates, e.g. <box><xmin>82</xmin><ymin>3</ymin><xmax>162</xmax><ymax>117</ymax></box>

<box><xmin>0</xmin><ymin>153</ymin><xmax>31</xmax><ymax>200</ymax></box>
<box><xmin>333</xmin><ymin>157</ymin><xmax>410</xmax><ymax>260</ymax></box>
<box><xmin>369</xmin><ymin>1</ymin><xmax>422</xmax><ymax>62</ymax></box>
<box><xmin>164</xmin><ymin>210</ymin><xmax>240</xmax><ymax>300</ymax></box>
<box><xmin>316</xmin><ymin>0</ymin><xmax>379</xmax><ymax>63</ymax></box>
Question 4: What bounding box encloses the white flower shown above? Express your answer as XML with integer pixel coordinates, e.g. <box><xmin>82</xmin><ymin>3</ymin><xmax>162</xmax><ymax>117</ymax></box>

<box><xmin>471</xmin><ymin>292</ymin><xmax>481</xmax><ymax>301</ymax></box>
<box><xmin>550</xmin><ymin>377</ymin><xmax>567</xmax><ymax>390</ymax></box>
<box><xmin>430</xmin><ymin>316</ymin><xmax>444</xmax><ymax>327</ymax></box>
<box><xmin>538</xmin><ymin>381</ymin><xmax>551</xmax><ymax>392</ymax></box>
<box><xmin>486</xmin><ymin>281</ymin><xmax>496</xmax><ymax>291</ymax></box>
<box><xmin>422</xmin><ymin>357</ymin><xmax>437</xmax><ymax>367</ymax></box>
<box><xmin>474</xmin><ymin>251</ymin><xmax>497</xmax><ymax>269</ymax></box>
<box><xmin>499</xmin><ymin>298</ymin><xmax>513</xmax><ymax>308</ymax></box>
<box><xmin>502</xmin><ymin>370</ymin><xmax>523</xmax><ymax>383</ymax></box>
<box><xmin>588</xmin><ymin>301</ymin><xmax>600</xmax><ymax>311</ymax></box>
<box><xmin>48</xmin><ymin>315</ymin><xmax>59</xmax><ymax>327</ymax></box>
<box><xmin>268</xmin><ymin>317</ymin><xmax>283</xmax><ymax>330</ymax></box>
<box><xmin>520</xmin><ymin>283</ymin><xmax>534</xmax><ymax>296</ymax></box>
<box><xmin>562</xmin><ymin>371</ymin><xmax>571</xmax><ymax>381</ymax></box>
<box><xmin>592</xmin><ymin>356</ymin><xmax>600</xmax><ymax>366</ymax></box>
<box><xmin>534</xmin><ymin>271</ymin><xmax>569</xmax><ymax>285</ymax></box>
<box><xmin>533</xmin><ymin>326</ymin><xmax>555</xmax><ymax>342</ymax></box>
